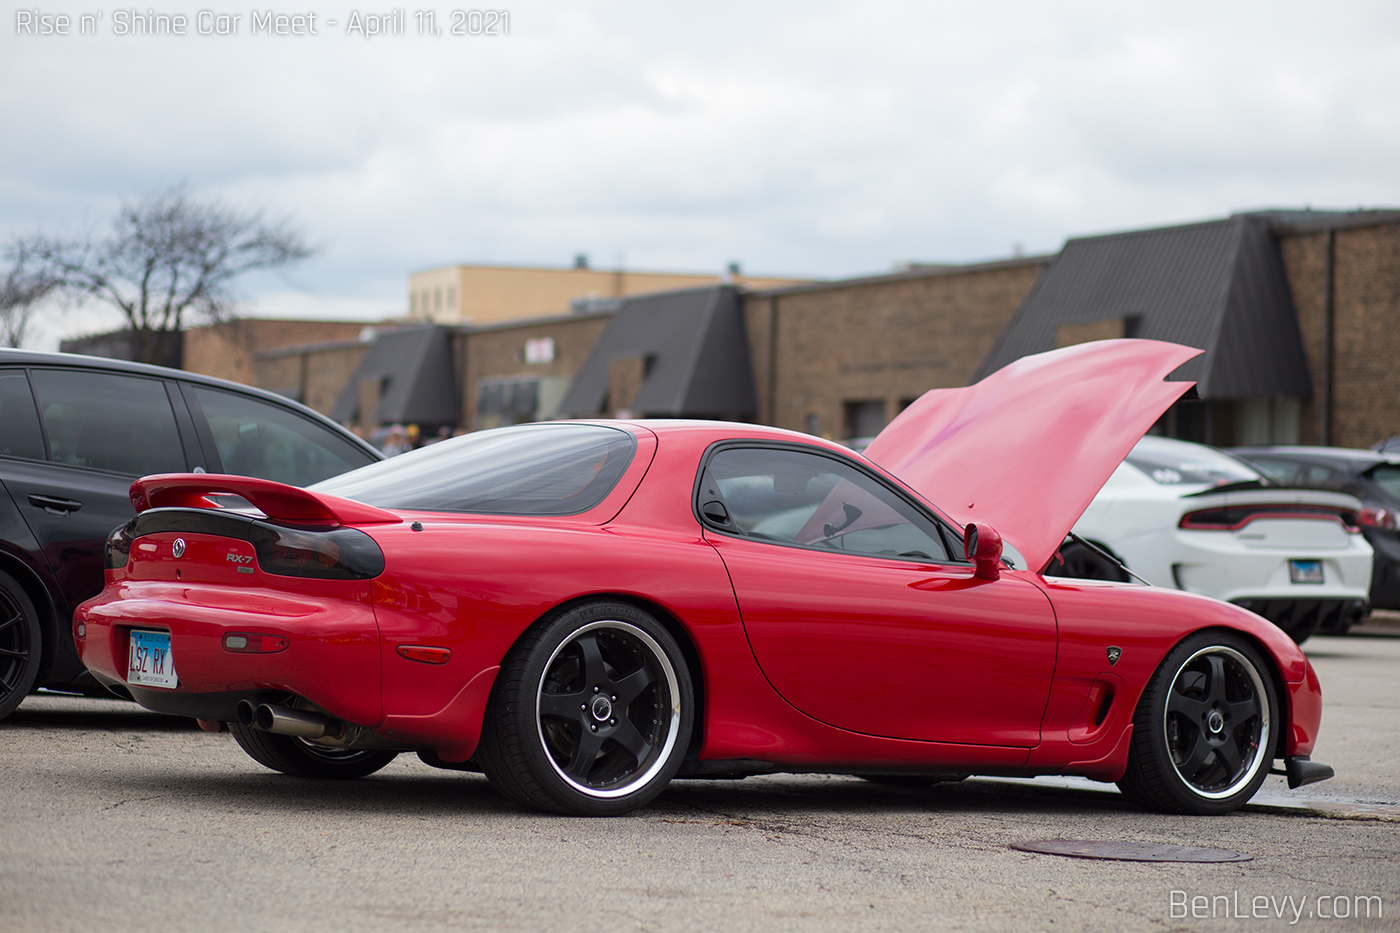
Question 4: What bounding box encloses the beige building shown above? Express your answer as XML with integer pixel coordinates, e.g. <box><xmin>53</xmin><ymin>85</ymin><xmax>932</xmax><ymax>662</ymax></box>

<box><xmin>408</xmin><ymin>259</ymin><xmax>809</xmax><ymax>326</ymax></box>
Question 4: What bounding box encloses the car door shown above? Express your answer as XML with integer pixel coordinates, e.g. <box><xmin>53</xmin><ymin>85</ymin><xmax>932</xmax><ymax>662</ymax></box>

<box><xmin>0</xmin><ymin>367</ymin><xmax>196</xmax><ymax>611</ymax></box>
<box><xmin>698</xmin><ymin>443</ymin><xmax>1057</xmax><ymax>747</ymax></box>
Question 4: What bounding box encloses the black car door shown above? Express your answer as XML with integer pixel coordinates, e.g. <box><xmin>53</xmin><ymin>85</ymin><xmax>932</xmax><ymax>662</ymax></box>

<box><xmin>0</xmin><ymin>367</ymin><xmax>198</xmax><ymax>615</ymax></box>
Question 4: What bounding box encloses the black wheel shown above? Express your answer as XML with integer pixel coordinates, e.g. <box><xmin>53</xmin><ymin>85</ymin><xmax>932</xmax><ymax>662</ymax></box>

<box><xmin>1045</xmin><ymin>541</ymin><xmax>1131</xmax><ymax>581</ymax></box>
<box><xmin>228</xmin><ymin>722</ymin><xmax>398</xmax><ymax>779</ymax></box>
<box><xmin>478</xmin><ymin>601</ymin><xmax>694</xmax><ymax>816</ymax></box>
<box><xmin>1118</xmin><ymin>632</ymin><xmax>1277</xmax><ymax>814</ymax></box>
<box><xmin>0</xmin><ymin>572</ymin><xmax>42</xmax><ymax>722</ymax></box>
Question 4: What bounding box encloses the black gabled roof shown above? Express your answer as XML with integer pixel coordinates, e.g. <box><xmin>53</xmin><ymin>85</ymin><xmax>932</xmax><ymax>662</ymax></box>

<box><xmin>974</xmin><ymin>215</ymin><xmax>1313</xmax><ymax>398</ymax></box>
<box><xmin>557</xmin><ymin>285</ymin><xmax>756</xmax><ymax>418</ymax></box>
<box><xmin>329</xmin><ymin>325</ymin><xmax>458</xmax><ymax>426</ymax></box>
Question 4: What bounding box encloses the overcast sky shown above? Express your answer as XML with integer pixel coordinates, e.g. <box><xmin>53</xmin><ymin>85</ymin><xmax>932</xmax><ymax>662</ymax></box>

<box><xmin>3</xmin><ymin>0</ymin><xmax>1398</xmax><ymax>348</ymax></box>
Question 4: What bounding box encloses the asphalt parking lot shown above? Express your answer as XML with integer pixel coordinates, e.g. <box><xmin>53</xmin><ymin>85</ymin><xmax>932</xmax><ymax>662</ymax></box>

<box><xmin>2</xmin><ymin>628</ymin><xmax>1397</xmax><ymax>932</ymax></box>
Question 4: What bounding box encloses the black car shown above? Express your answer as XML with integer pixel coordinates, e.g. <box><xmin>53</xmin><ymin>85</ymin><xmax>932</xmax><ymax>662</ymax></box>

<box><xmin>1230</xmin><ymin>445</ymin><xmax>1400</xmax><ymax>612</ymax></box>
<box><xmin>0</xmin><ymin>349</ymin><xmax>383</xmax><ymax>719</ymax></box>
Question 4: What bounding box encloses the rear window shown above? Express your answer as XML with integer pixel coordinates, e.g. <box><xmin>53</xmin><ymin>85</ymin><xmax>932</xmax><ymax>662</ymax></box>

<box><xmin>312</xmin><ymin>423</ymin><xmax>636</xmax><ymax>515</ymax></box>
<box><xmin>1127</xmin><ymin>445</ymin><xmax>1260</xmax><ymax>486</ymax></box>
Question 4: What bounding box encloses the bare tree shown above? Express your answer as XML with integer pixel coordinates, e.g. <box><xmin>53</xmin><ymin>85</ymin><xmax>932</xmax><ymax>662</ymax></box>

<box><xmin>16</xmin><ymin>185</ymin><xmax>315</xmax><ymax>364</ymax></box>
<box><xmin>0</xmin><ymin>241</ymin><xmax>59</xmax><ymax>348</ymax></box>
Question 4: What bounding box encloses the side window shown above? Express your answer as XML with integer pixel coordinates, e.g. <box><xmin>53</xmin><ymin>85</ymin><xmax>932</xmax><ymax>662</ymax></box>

<box><xmin>700</xmin><ymin>446</ymin><xmax>952</xmax><ymax>562</ymax></box>
<box><xmin>1244</xmin><ymin>458</ymin><xmax>1302</xmax><ymax>484</ymax></box>
<box><xmin>190</xmin><ymin>385</ymin><xmax>376</xmax><ymax>487</ymax></box>
<box><xmin>1303</xmin><ymin>464</ymin><xmax>1338</xmax><ymax>486</ymax></box>
<box><xmin>29</xmin><ymin>369</ymin><xmax>186</xmax><ymax>476</ymax></box>
<box><xmin>0</xmin><ymin>371</ymin><xmax>45</xmax><ymax>460</ymax></box>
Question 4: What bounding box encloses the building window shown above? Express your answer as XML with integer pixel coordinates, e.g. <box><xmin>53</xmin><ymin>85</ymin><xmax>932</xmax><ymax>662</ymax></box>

<box><xmin>434</xmin><ymin>288</ymin><xmax>442</xmax><ymax>311</ymax></box>
<box><xmin>805</xmin><ymin>413</ymin><xmax>820</xmax><ymax>436</ymax></box>
<box><xmin>409</xmin><ymin>293</ymin><xmax>417</xmax><ymax>315</ymax></box>
<box><xmin>477</xmin><ymin>378</ymin><xmax>541</xmax><ymax>430</ymax></box>
<box><xmin>843</xmin><ymin>400</ymin><xmax>886</xmax><ymax>442</ymax></box>
<box><xmin>446</xmin><ymin>286</ymin><xmax>457</xmax><ymax>309</ymax></box>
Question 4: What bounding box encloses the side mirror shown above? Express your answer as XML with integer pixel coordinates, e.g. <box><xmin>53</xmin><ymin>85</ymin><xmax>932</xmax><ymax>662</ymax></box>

<box><xmin>963</xmin><ymin>522</ymin><xmax>1003</xmax><ymax>581</ymax></box>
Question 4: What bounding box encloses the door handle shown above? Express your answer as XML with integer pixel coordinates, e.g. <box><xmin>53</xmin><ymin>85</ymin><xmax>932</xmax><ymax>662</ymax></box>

<box><xmin>28</xmin><ymin>494</ymin><xmax>83</xmax><ymax>515</ymax></box>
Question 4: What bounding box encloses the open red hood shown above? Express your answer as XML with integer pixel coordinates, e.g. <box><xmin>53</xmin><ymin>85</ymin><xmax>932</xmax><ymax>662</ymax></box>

<box><xmin>864</xmin><ymin>339</ymin><xmax>1201</xmax><ymax>573</ymax></box>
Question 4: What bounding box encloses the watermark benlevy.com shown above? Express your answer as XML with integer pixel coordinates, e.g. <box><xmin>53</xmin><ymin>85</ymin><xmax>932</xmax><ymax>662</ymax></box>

<box><xmin>1170</xmin><ymin>891</ymin><xmax>1383</xmax><ymax>923</ymax></box>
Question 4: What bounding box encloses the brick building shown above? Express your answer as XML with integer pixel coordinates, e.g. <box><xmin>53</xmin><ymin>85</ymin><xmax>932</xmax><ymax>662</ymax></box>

<box><xmin>164</xmin><ymin>208</ymin><xmax>1400</xmax><ymax>454</ymax></box>
<box><xmin>182</xmin><ymin>319</ymin><xmax>373</xmax><ymax>390</ymax></box>
<box><xmin>1276</xmin><ymin>212</ymin><xmax>1400</xmax><ymax>448</ymax></box>
<box><xmin>742</xmin><ymin>257</ymin><xmax>1047</xmax><ymax>440</ymax></box>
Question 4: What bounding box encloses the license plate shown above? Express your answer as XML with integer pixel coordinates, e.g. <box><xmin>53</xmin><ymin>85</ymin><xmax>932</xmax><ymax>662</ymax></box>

<box><xmin>1289</xmin><ymin>559</ymin><xmax>1324</xmax><ymax>585</ymax></box>
<box><xmin>127</xmin><ymin>630</ymin><xmax>178</xmax><ymax>688</ymax></box>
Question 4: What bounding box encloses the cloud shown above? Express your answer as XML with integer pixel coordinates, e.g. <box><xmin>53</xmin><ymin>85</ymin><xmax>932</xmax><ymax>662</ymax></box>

<box><xmin>3</xmin><ymin>0</ymin><xmax>1398</xmax><ymax>347</ymax></box>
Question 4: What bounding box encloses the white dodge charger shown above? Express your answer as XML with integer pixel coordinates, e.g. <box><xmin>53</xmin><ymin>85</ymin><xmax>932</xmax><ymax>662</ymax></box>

<box><xmin>1050</xmin><ymin>435</ymin><xmax>1373</xmax><ymax>642</ymax></box>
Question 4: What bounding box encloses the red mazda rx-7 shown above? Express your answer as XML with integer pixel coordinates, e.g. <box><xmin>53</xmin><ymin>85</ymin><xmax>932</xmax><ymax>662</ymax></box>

<box><xmin>76</xmin><ymin>340</ymin><xmax>1333</xmax><ymax>816</ymax></box>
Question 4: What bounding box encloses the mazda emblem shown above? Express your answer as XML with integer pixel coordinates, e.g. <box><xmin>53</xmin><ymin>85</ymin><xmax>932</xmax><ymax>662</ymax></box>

<box><xmin>172</xmin><ymin>538</ymin><xmax>186</xmax><ymax>559</ymax></box>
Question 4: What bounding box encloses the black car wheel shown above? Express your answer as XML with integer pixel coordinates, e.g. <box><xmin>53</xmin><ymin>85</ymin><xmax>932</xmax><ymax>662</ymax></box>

<box><xmin>1045</xmin><ymin>541</ymin><xmax>1131</xmax><ymax>582</ymax></box>
<box><xmin>1118</xmin><ymin>632</ymin><xmax>1277</xmax><ymax>814</ymax></box>
<box><xmin>228</xmin><ymin>722</ymin><xmax>398</xmax><ymax>779</ymax></box>
<box><xmin>479</xmin><ymin>601</ymin><xmax>693</xmax><ymax>816</ymax></box>
<box><xmin>0</xmin><ymin>572</ymin><xmax>41</xmax><ymax>721</ymax></box>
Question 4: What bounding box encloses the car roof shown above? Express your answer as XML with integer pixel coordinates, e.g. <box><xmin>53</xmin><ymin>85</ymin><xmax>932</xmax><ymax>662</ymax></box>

<box><xmin>610</xmin><ymin>418</ymin><xmax>861</xmax><ymax>454</ymax></box>
<box><xmin>0</xmin><ymin>347</ymin><xmax>383</xmax><ymax>460</ymax></box>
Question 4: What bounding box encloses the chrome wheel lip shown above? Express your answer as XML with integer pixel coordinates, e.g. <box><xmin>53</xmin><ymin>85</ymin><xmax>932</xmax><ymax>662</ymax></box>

<box><xmin>1164</xmin><ymin>645</ymin><xmax>1271</xmax><ymax>800</ymax></box>
<box><xmin>535</xmin><ymin>619</ymin><xmax>682</xmax><ymax>799</ymax></box>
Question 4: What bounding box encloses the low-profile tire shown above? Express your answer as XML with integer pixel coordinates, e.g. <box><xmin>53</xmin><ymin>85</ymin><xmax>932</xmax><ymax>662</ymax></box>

<box><xmin>1117</xmin><ymin>631</ymin><xmax>1278</xmax><ymax>814</ymax></box>
<box><xmin>478</xmin><ymin>601</ymin><xmax>694</xmax><ymax>816</ymax></box>
<box><xmin>1045</xmin><ymin>542</ymin><xmax>1131</xmax><ymax>582</ymax></box>
<box><xmin>0</xmin><ymin>572</ymin><xmax>42</xmax><ymax>722</ymax></box>
<box><xmin>228</xmin><ymin>722</ymin><xmax>398</xmax><ymax>779</ymax></box>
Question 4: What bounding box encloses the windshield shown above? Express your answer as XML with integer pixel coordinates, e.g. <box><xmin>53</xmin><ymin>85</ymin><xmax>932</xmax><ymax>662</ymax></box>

<box><xmin>1126</xmin><ymin>439</ymin><xmax>1262</xmax><ymax>486</ymax></box>
<box><xmin>312</xmin><ymin>423</ymin><xmax>635</xmax><ymax>515</ymax></box>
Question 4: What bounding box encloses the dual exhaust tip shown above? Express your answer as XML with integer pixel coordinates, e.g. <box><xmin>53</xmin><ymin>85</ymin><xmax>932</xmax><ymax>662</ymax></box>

<box><xmin>236</xmin><ymin>700</ymin><xmax>342</xmax><ymax>740</ymax></box>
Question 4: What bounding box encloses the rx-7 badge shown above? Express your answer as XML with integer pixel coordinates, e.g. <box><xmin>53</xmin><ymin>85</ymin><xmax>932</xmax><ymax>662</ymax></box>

<box><xmin>1106</xmin><ymin>646</ymin><xmax>1122</xmax><ymax>666</ymax></box>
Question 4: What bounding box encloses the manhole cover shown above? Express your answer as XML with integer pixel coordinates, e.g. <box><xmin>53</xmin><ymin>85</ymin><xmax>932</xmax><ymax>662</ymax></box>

<box><xmin>1012</xmin><ymin>840</ymin><xmax>1252</xmax><ymax>863</ymax></box>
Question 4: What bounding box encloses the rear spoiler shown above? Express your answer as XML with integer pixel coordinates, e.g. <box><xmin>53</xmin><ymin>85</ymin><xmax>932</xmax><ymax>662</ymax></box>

<box><xmin>130</xmin><ymin>474</ymin><xmax>403</xmax><ymax>527</ymax></box>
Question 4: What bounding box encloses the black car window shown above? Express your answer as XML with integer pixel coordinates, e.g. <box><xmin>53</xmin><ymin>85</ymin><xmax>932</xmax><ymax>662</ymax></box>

<box><xmin>1304</xmin><ymin>464</ymin><xmax>1338</xmax><ymax>485</ymax></box>
<box><xmin>1242</xmin><ymin>457</ymin><xmax>1305</xmax><ymax>484</ymax></box>
<box><xmin>190</xmin><ymin>385</ymin><xmax>377</xmax><ymax>487</ymax></box>
<box><xmin>313</xmin><ymin>423</ymin><xmax>636</xmax><ymax>515</ymax></box>
<box><xmin>700</xmin><ymin>446</ymin><xmax>951</xmax><ymax>562</ymax></box>
<box><xmin>1369</xmin><ymin>464</ymin><xmax>1400</xmax><ymax>501</ymax></box>
<box><xmin>0</xmin><ymin>371</ymin><xmax>45</xmax><ymax>461</ymax></box>
<box><xmin>29</xmin><ymin>369</ymin><xmax>186</xmax><ymax>476</ymax></box>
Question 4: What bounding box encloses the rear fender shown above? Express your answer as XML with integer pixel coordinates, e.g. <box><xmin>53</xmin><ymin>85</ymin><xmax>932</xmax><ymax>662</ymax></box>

<box><xmin>0</xmin><ymin>548</ymin><xmax>66</xmax><ymax>686</ymax></box>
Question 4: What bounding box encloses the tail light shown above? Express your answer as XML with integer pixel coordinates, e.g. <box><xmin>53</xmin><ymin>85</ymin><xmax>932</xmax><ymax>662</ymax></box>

<box><xmin>247</xmin><ymin>525</ymin><xmax>385</xmax><ymax>580</ymax></box>
<box><xmin>1360</xmin><ymin>507</ymin><xmax>1396</xmax><ymax>530</ymax></box>
<box><xmin>1180</xmin><ymin>505</ymin><xmax>1361</xmax><ymax>533</ymax></box>
<box><xmin>105</xmin><ymin>521</ymin><xmax>135</xmax><ymax>569</ymax></box>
